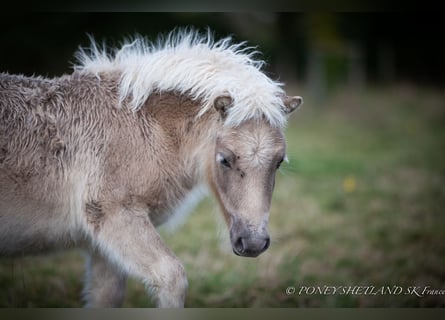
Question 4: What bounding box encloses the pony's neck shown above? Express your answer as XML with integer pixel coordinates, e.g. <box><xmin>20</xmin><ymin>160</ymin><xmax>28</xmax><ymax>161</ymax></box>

<box><xmin>139</xmin><ymin>90</ymin><xmax>219</xmax><ymax>186</ymax></box>
<box><xmin>180</xmin><ymin>108</ymin><xmax>220</xmax><ymax>186</ymax></box>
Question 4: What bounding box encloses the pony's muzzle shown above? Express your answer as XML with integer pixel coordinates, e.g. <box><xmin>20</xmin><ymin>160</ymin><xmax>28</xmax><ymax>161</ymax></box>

<box><xmin>231</xmin><ymin>234</ymin><xmax>270</xmax><ymax>258</ymax></box>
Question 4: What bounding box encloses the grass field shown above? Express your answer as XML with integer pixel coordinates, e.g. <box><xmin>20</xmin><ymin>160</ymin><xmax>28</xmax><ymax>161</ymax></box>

<box><xmin>1</xmin><ymin>84</ymin><xmax>444</xmax><ymax>307</ymax></box>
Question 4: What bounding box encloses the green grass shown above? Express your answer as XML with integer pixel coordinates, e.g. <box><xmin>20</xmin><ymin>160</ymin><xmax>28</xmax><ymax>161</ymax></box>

<box><xmin>1</xmin><ymin>84</ymin><xmax>444</xmax><ymax>307</ymax></box>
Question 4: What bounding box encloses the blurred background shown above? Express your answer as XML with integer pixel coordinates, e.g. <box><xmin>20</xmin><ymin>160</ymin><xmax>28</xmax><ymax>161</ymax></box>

<box><xmin>0</xmin><ymin>12</ymin><xmax>444</xmax><ymax>307</ymax></box>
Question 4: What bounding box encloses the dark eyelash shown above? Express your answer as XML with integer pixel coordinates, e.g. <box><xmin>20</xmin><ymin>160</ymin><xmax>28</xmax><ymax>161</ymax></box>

<box><xmin>220</xmin><ymin>156</ymin><xmax>231</xmax><ymax>168</ymax></box>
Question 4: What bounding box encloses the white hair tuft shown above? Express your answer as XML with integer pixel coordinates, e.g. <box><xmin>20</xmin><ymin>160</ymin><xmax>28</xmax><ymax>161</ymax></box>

<box><xmin>74</xmin><ymin>28</ymin><xmax>288</xmax><ymax>128</ymax></box>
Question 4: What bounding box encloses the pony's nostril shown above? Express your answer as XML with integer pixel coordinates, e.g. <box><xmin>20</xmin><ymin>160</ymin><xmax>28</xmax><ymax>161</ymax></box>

<box><xmin>263</xmin><ymin>237</ymin><xmax>271</xmax><ymax>251</ymax></box>
<box><xmin>234</xmin><ymin>237</ymin><xmax>244</xmax><ymax>253</ymax></box>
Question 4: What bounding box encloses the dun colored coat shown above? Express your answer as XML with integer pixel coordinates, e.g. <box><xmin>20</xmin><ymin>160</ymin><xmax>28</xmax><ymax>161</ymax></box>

<box><xmin>0</xmin><ymin>30</ymin><xmax>302</xmax><ymax>307</ymax></box>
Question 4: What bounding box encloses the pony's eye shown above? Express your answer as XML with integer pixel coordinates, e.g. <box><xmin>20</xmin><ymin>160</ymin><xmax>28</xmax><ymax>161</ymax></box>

<box><xmin>216</xmin><ymin>153</ymin><xmax>231</xmax><ymax>168</ymax></box>
<box><xmin>220</xmin><ymin>157</ymin><xmax>231</xmax><ymax>168</ymax></box>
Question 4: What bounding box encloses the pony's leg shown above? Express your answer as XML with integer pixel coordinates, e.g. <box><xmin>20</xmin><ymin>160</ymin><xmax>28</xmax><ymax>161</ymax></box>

<box><xmin>83</xmin><ymin>250</ymin><xmax>127</xmax><ymax>307</ymax></box>
<box><xmin>90</xmin><ymin>207</ymin><xmax>188</xmax><ymax>308</ymax></box>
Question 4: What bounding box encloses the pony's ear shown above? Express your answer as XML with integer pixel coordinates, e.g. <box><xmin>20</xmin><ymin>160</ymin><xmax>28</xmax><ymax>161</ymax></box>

<box><xmin>214</xmin><ymin>95</ymin><xmax>233</xmax><ymax>118</ymax></box>
<box><xmin>282</xmin><ymin>95</ymin><xmax>303</xmax><ymax>114</ymax></box>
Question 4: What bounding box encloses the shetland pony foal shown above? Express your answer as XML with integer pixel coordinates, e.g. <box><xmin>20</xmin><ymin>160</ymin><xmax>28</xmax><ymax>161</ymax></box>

<box><xmin>0</xmin><ymin>30</ymin><xmax>302</xmax><ymax>307</ymax></box>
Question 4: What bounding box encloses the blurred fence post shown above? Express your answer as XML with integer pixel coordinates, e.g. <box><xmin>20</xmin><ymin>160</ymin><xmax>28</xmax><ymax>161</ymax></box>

<box><xmin>347</xmin><ymin>42</ymin><xmax>366</xmax><ymax>90</ymax></box>
<box><xmin>307</xmin><ymin>49</ymin><xmax>326</xmax><ymax>104</ymax></box>
<box><xmin>377</xmin><ymin>41</ymin><xmax>395</xmax><ymax>85</ymax></box>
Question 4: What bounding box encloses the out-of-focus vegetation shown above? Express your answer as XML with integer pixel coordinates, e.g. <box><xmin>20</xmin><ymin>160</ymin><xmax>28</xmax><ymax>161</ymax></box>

<box><xmin>0</xmin><ymin>13</ymin><xmax>444</xmax><ymax>307</ymax></box>
<box><xmin>1</xmin><ymin>13</ymin><xmax>444</xmax><ymax>87</ymax></box>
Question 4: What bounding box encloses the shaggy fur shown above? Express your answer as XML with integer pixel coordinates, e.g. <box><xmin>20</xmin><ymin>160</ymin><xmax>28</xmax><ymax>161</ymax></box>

<box><xmin>0</xmin><ymin>29</ymin><xmax>302</xmax><ymax>307</ymax></box>
<box><xmin>74</xmin><ymin>29</ymin><xmax>288</xmax><ymax>128</ymax></box>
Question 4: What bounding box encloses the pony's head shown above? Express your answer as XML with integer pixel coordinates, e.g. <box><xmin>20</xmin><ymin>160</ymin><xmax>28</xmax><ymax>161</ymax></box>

<box><xmin>207</xmin><ymin>95</ymin><xmax>302</xmax><ymax>257</ymax></box>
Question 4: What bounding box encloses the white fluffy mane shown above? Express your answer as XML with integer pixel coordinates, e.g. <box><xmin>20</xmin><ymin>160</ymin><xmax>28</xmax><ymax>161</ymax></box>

<box><xmin>73</xmin><ymin>29</ymin><xmax>288</xmax><ymax>128</ymax></box>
